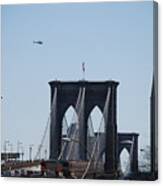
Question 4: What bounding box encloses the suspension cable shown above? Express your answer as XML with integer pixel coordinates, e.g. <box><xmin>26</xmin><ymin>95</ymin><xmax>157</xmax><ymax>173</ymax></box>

<box><xmin>34</xmin><ymin>87</ymin><xmax>57</xmax><ymax>160</ymax></box>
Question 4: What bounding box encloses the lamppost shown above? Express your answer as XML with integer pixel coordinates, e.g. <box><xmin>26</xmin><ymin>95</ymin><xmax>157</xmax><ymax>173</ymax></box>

<box><xmin>21</xmin><ymin>146</ymin><xmax>24</xmax><ymax>161</ymax></box>
<box><xmin>29</xmin><ymin>144</ymin><xmax>34</xmax><ymax>161</ymax></box>
<box><xmin>38</xmin><ymin>144</ymin><xmax>42</xmax><ymax>160</ymax></box>
<box><xmin>44</xmin><ymin>149</ymin><xmax>47</xmax><ymax>160</ymax></box>
<box><xmin>4</xmin><ymin>140</ymin><xmax>9</xmax><ymax>153</ymax></box>
<box><xmin>4</xmin><ymin>140</ymin><xmax>10</xmax><ymax>161</ymax></box>
<box><xmin>8</xmin><ymin>143</ymin><xmax>13</xmax><ymax>153</ymax></box>
<box><xmin>17</xmin><ymin>141</ymin><xmax>22</xmax><ymax>153</ymax></box>
<box><xmin>17</xmin><ymin>141</ymin><xmax>23</xmax><ymax>161</ymax></box>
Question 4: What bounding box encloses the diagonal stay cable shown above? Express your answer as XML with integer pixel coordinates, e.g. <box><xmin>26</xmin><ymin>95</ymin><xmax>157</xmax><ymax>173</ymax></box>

<box><xmin>58</xmin><ymin>88</ymin><xmax>82</xmax><ymax>160</ymax></box>
<box><xmin>66</xmin><ymin>87</ymin><xmax>86</xmax><ymax>160</ymax></box>
<box><xmin>81</xmin><ymin>87</ymin><xmax>111</xmax><ymax>178</ymax></box>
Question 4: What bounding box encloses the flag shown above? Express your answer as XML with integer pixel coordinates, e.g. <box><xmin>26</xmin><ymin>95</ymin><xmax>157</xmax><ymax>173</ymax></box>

<box><xmin>82</xmin><ymin>62</ymin><xmax>85</xmax><ymax>72</ymax></box>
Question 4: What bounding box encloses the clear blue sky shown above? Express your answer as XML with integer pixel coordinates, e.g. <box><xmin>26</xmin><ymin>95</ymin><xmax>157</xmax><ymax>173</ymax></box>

<box><xmin>1</xmin><ymin>1</ymin><xmax>153</xmax><ymax>160</ymax></box>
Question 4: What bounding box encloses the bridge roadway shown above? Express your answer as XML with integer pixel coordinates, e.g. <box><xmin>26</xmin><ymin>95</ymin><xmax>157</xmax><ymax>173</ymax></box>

<box><xmin>1</xmin><ymin>160</ymin><xmax>40</xmax><ymax>172</ymax></box>
<box><xmin>1</xmin><ymin>159</ymin><xmax>105</xmax><ymax>178</ymax></box>
<box><xmin>2</xmin><ymin>160</ymin><xmax>142</xmax><ymax>179</ymax></box>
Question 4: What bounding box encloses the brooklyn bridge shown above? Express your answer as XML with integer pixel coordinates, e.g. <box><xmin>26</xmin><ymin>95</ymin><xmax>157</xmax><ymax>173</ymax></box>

<box><xmin>2</xmin><ymin>80</ymin><xmax>141</xmax><ymax>179</ymax></box>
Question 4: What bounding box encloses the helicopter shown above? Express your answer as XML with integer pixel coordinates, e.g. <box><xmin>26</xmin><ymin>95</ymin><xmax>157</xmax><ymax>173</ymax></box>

<box><xmin>33</xmin><ymin>40</ymin><xmax>43</xmax><ymax>45</ymax></box>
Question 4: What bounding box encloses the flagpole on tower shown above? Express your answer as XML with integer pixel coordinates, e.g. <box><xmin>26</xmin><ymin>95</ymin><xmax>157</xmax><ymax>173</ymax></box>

<box><xmin>82</xmin><ymin>62</ymin><xmax>85</xmax><ymax>80</ymax></box>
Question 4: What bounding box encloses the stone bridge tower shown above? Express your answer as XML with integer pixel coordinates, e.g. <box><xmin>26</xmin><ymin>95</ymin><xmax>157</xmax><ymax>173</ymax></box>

<box><xmin>49</xmin><ymin>80</ymin><xmax>119</xmax><ymax>175</ymax></box>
